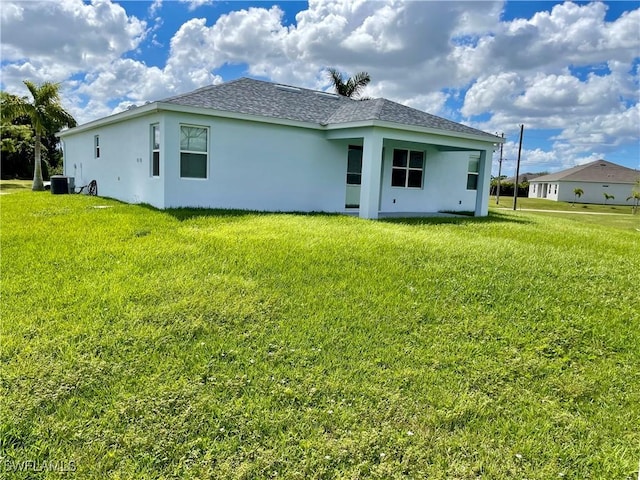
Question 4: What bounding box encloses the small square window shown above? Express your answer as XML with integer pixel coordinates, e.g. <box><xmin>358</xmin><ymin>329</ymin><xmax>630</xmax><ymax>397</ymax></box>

<box><xmin>391</xmin><ymin>149</ymin><xmax>424</xmax><ymax>188</ymax></box>
<box><xmin>409</xmin><ymin>151</ymin><xmax>424</xmax><ymax>169</ymax></box>
<box><xmin>393</xmin><ymin>149</ymin><xmax>408</xmax><ymax>168</ymax></box>
<box><xmin>407</xmin><ymin>169</ymin><xmax>423</xmax><ymax>188</ymax></box>
<box><xmin>467</xmin><ymin>174</ymin><xmax>478</xmax><ymax>190</ymax></box>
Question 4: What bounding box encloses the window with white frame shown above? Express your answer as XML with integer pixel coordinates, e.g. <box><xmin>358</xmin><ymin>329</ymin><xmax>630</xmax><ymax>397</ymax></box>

<box><xmin>180</xmin><ymin>125</ymin><xmax>208</xmax><ymax>179</ymax></box>
<box><xmin>151</xmin><ymin>124</ymin><xmax>160</xmax><ymax>177</ymax></box>
<box><xmin>467</xmin><ymin>155</ymin><xmax>480</xmax><ymax>190</ymax></box>
<box><xmin>391</xmin><ymin>149</ymin><xmax>424</xmax><ymax>188</ymax></box>
<box><xmin>94</xmin><ymin>135</ymin><xmax>100</xmax><ymax>158</ymax></box>
<box><xmin>346</xmin><ymin>145</ymin><xmax>363</xmax><ymax>185</ymax></box>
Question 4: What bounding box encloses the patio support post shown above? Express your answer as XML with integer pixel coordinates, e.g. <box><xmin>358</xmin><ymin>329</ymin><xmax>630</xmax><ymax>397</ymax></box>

<box><xmin>475</xmin><ymin>148</ymin><xmax>492</xmax><ymax>216</ymax></box>
<box><xmin>359</xmin><ymin>131</ymin><xmax>383</xmax><ymax>219</ymax></box>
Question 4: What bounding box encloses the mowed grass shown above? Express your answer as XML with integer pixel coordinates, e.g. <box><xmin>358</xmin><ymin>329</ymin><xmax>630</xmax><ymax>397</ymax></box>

<box><xmin>1</xmin><ymin>192</ymin><xmax>639</xmax><ymax>479</ymax></box>
<box><xmin>492</xmin><ymin>196</ymin><xmax>637</xmax><ymax>215</ymax></box>
<box><xmin>490</xmin><ymin>197</ymin><xmax>640</xmax><ymax>232</ymax></box>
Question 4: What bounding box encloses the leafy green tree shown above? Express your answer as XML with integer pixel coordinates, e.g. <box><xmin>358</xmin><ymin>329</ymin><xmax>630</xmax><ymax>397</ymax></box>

<box><xmin>1</xmin><ymin>117</ymin><xmax>34</xmax><ymax>180</ymax></box>
<box><xmin>603</xmin><ymin>192</ymin><xmax>615</xmax><ymax>204</ymax></box>
<box><xmin>572</xmin><ymin>187</ymin><xmax>584</xmax><ymax>206</ymax></box>
<box><xmin>0</xmin><ymin>81</ymin><xmax>76</xmax><ymax>190</ymax></box>
<box><xmin>1</xmin><ymin>120</ymin><xmax>33</xmax><ymax>156</ymax></box>
<box><xmin>326</xmin><ymin>68</ymin><xmax>371</xmax><ymax>99</ymax></box>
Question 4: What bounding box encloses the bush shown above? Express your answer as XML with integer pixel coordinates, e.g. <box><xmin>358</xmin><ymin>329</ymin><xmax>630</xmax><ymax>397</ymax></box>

<box><xmin>490</xmin><ymin>180</ymin><xmax>529</xmax><ymax>197</ymax></box>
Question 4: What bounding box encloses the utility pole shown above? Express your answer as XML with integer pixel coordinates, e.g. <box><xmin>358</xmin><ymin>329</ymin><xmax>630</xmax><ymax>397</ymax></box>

<box><xmin>496</xmin><ymin>132</ymin><xmax>505</xmax><ymax>205</ymax></box>
<box><xmin>513</xmin><ymin>124</ymin><xmax>524</xmax><ymax>211</ymax></box>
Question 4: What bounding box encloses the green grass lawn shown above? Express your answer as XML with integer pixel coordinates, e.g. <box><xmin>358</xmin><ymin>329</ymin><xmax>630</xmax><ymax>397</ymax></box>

<box><xmin>490</xmin><ymin>197</ymin><xmax>640</xmax><ymax>232</ymax></box>
<box><xmin>2</xmin><ymin>192</ymin><xmax>639</xmax><ymax>479</ymax></box>
<box><xmin>491</xmin><ymin>195</ymin><xmax>637</xmax><ymax>215</ymax></box>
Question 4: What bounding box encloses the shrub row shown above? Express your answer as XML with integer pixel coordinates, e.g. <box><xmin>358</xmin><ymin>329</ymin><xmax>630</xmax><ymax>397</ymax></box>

<box><xmin>490</xmin><ymin>181</ymin><xmax>529</xmax><ymax>197</ymax></box>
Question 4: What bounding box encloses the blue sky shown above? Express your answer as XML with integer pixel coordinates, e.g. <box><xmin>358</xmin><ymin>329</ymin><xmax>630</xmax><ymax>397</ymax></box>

<box><xmin>2</xmin><ymin>0</ymin><xmax>639</xmax><ymax>175</ymax></box>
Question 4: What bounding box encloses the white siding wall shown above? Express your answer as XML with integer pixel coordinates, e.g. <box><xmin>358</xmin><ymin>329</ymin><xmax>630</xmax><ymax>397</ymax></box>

<box><xmin>63</xmin><ymin>113</ymin><xmax>164</xmax><ymax>207</ymax></box>
<box><xmin>62</xmin><ymin>111</ymin><xmax>495</xmax><ymax>215</ymax></box>
<box><xmin>558</xmin><ymin>181</ymin><xmax>636</xmax><ymax>205</ymax></box>
<box><xmin>547</xmin><ymin>184</ymin><xmax>559</xmax><ymax>201</ymax></box>
<box><xmin>379</xmin><ymin>141</ymin><xmax>478</xmax><ymax>213</ymax></box>
<box><xmin>529</xmin><ymin>182</ymin><xmax>560</xmax><ymax>200</ymax></box>
<box><xmin>162</xmin><ymin>113</ymin><xmax>346</xmax><ymax>211</ymax></box>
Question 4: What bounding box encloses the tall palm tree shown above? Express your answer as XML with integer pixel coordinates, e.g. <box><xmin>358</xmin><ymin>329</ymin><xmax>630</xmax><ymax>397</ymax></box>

<box><xmin>572</xmin><ymin>187</ymin><xmax>584</xmax><ymax>206</ymax></box>
<box><xmin>1</xmin><ymin>81</ymin><xmax>76</xmax><ymax>191</ymax></box>
<box><xmin>326</xmin><ymin>68</ymin><xmax>371</xmax><ymax>99</ymax></box>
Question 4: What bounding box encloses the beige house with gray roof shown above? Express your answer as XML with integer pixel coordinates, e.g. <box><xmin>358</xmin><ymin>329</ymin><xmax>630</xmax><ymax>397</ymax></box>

<box><xmin>528</xmin><ymin>160</ymin><xmax>639</xmax><ymax>205</ymax></box>
<box><xmin>58</xmin><ymin>78</ymin><xmax>502</xmax><ymax>219</ymax></box>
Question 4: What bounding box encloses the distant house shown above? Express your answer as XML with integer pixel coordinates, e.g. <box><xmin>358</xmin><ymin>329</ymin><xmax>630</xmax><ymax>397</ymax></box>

<box><xmin>528</xmin><ymin>160</ymin><xmax>639</xmax><ymax>205</ymax></box>
<box><xmin>58</xmin><ymin>78</ymin><xmax>503</xmax><ymax>219</ymax></box>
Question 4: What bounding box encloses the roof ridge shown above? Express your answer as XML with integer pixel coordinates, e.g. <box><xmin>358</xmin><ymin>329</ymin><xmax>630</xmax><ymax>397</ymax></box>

<box><xmin>533</xmin><ymin>159</ymin><xmax>639</xmax><ymax>183</ymax></box>
<box><xmin>158</xmin><ymin>81</ymin><xmax>225</xmax><ymax>103</ymax></box>
<box><xmin>378</xmin><ymin>97</ymin><xmax>500</xmax><ymax>140</ymax></box>
<box><xmin>159</xmin><ymin>77</ymin><xmax>254</xmax><ymax>104</ymax></box>
<box><xmin>371</xmin><ymin>98</ymin><xmax>385</xmax><ymax>119</ymax></box>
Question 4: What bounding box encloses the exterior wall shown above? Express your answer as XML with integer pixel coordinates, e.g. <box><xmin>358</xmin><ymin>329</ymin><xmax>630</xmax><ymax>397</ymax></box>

<box><xmin>62</xmin><ymin>112</ymin><xmax>164</xmax><ymax>207</ymax></box>
<box><xmin>62</xmin><ymin>110</ymin><xmax>497</xmax><ymax>215</ymax></box>
<box><xmin>162</xmin><ymin>112</ymin><xmax>346</xmax><ymax>211</ymax></box>
<box><xmin>557</xmin><ymin>181</ymin><xmax>636</xmax><ymax>205</ymax></box>
<box><xmin>529</xmin><ymin>182</ymin><xmax>559</xmax><ymax>200</ymax></box>
<box><xmin>378</xmin><ymin>141</ymin><xmax>479</xmax><ymax>213</ymax></box>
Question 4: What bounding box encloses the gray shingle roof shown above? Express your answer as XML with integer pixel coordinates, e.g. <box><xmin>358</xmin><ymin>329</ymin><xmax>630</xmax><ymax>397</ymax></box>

<box><xmin>160</xmin><ymin>78</ymin><xmax>499</xmax><ymax>141</ymax></box>
<box><xmin>532</xmin><ymin>160</ymin><xmax>639</xmax><ymax>184</ymax></box>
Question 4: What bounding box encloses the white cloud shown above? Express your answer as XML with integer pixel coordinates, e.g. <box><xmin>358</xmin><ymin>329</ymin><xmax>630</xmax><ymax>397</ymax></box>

<box><xmin>554</xmin><ymin>103</ymin><xmax>640</xmax><ymax>148</ymax></box>
<box><xmin>0</xmin><ymin>0</ymin><xmax>147</xmax><ymax>99</ymax></box>
<box><xmin>149</xmin><ymin>0</ymin><xmax>162</xmax><ymax>17</ymax></box>
<box><xmin>475</xmin><ymin>2</ymin><xmax>640</xmax><ymax>73</ymax></box>
<box><xmin>461</xmin><ymin>73</ymin><xmax>523</xmax><ymax>117</ymax></box>
<box><xmin>0</xmin><ymin>0</ymin><xmax>146</xmax><ymax>71</ymax></box>
<box><xmin>179</xmin><ymin>0</ymin><xmax>213</xmax><ymax>12</ymax></box>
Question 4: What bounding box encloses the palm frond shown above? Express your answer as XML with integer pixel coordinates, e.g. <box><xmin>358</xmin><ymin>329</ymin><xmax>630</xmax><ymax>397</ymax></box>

<box><xmin>326</xmin><ymin>68</ymin><xmax>349</xmax><ymax>96</ymax></box>
<box><xmin>24</xmin><ymin>80</ymin><xmax>61</xmax><ymax>106</ymax></box>
<box><xmin>326</xmin><ymin>68</ymin><xmax>371</xmax><ymax>98</ymax></box>
<box><xmin>350</xmin><ymin>72</ymin><xmax>371</xmax><ymax>89</ymax></box>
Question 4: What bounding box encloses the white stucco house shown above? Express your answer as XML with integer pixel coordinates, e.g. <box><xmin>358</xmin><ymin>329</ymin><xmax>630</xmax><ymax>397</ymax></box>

<box><xmin>58</xmin><ymin>78</ymin><xmax>503</xmax><ymax>219</ymax></box>
<box><xmin>528</xmin><ymin>160</ymin><xmax>639</xmax><ymax>205</ymax></box>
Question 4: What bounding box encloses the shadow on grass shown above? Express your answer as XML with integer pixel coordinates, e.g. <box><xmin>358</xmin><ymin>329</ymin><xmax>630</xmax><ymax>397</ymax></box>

<box><xmin>135</xmin><ymin>203</ymin><xmax>530</xmax><ymax>226</ymax></box>
<box><xmin>380</xmin><ymin>211</ymin><xmax>532</xmax><ymax>226</ymax></box>
<box><xmin>0</xmin><ymin>182</ymin><xmax>30</xmax><ymax>191</ymax></box>
<box><xmin>137</xmin><ymin>204</ymin><xmax>347</xmax><ymax>222</ymax></box>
